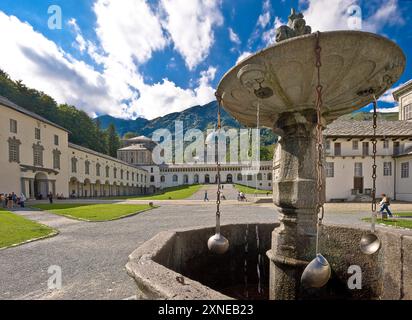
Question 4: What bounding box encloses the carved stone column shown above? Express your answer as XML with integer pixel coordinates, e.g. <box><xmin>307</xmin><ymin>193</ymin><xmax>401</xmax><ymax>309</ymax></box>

<box><xmin>267</xmin><ymin>112</ymin><xmax>324</xmax><ymax>300</ymax></box>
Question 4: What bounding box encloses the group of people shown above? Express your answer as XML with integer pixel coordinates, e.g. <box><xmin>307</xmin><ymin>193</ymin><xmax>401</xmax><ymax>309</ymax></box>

<box><xmin>1</xmin><ymin>191</ymin><xmax>57</xmax><ymax>209</ymax></box>
<box><xmin>1</xmin><ymin>192</ymin><xmax>26</xmax><ymax>208</ymax></box>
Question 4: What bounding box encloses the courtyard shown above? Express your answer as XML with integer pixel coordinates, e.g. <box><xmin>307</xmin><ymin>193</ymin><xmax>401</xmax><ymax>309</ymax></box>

<box><xmin>1</xmin><ymin>185</ymin><xmax>412</xmax><ymax>300</ymax></box>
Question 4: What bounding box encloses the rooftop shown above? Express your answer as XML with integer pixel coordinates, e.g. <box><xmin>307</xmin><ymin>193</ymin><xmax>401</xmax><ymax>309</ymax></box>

<box><xmin>393</xmin><ymin>79</ymin><xmax>412</xmax><ymax>101</ymax></box>
<box><xmin>118</xmin><ymin>144</ymin><xmax>150</xmax><ymax>151</ymax></box>
<box><xmin>0</xmin><ymin>95</ymin><xmax>70</xmax><ymax>133</ymax></box>
<box><xmin>68</xmin><ymin>142</ymin><xmax>147</xmax><ymax>171</ymax></box>
<box><xmin>124</xmin><ymin>135</ymin><xmax>152</xmax><ymax>141</ymax></box>
<box><xmin>324</xmin><ymin>120</ymin><xmax>412</xmax><ymax>138</ymax></box>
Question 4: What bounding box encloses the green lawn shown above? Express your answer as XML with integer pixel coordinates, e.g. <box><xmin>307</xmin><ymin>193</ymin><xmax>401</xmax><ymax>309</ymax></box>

<box><xmin>234</xmin><ymin>184</ymin><xmax>272</xmax><ymax>195</ymax></box>
<box><xmin>31</xmin><ymin>203</ymin><xmax>155</xmax><ymax>221</ymax></box>
<box><xmin>363</xmin><ymin>214</ymin><xmax>412</xmax><ymax>229</ymax></box>
<box><xmin>0</xmin><ymin>209</ymin><xmax>56</xmax><ymax>249</ymax></box>
<box><xmin>127</xmin><ymin>184</ymin><xmax>203</xmax><ymax>200</ymax></box>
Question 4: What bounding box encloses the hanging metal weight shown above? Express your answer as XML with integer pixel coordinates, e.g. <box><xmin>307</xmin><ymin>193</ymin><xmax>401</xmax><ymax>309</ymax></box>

<box><xmin>360</xmin><ymin>96</ymin><xmax>381</xmax><ymax>255</ymax></box>
<box><xmin>207</xmin><ymin>93</ymin><xmax>229</xmax><ymax>254</ymax></box>
<box><xmin>301</xmin><ymin>31</ymin><xmax>331</xmax><ymax>289</ymax></box>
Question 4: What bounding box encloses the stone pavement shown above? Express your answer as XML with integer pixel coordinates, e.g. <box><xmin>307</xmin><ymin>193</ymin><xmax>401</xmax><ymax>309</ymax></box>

<box><xmin>1</xmin><ymin>198</ymin><xmax>412</xmax><ymax>300</ymax></box>
<box><xmin>188</xmin><ymin>184</ymin><xmax>239</xmax><ymax>201</ymax></box>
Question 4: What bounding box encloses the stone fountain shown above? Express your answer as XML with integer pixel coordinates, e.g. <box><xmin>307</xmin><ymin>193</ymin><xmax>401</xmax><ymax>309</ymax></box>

<box><xmin>126</xmin><ymin>10</ymin><xmax>412</xmax><ymax>300</ymax></box>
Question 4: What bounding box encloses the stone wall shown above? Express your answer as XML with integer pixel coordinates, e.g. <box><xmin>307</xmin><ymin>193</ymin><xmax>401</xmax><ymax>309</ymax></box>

<box><xmin>127</xmin><ymin>223</ymin><xmax>412</xmax><ymax>300</ymax></box>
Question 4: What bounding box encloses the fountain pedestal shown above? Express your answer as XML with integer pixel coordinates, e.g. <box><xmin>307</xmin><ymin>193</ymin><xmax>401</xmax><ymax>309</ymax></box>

<box><xmin>268</xmin><ymin>112</ymin><xmax>321</xmax><ymax>299</ymax></box>
<box><xmin>216</xmin><ymin>15</ymin><xmax>405</xmax><ymax>298</ymax></box>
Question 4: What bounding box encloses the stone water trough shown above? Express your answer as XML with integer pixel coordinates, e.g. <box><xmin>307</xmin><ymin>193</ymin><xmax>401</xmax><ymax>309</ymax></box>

<box><xmin>126</xmin><ymin>223</ymin><xmax>412</xmax><ymax>300</ymax></box>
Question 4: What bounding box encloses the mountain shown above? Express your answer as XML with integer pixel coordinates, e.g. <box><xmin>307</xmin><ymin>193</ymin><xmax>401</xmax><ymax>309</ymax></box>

<box><xmin>338</xmin><ymin>111</ymin><xmax>399</xmax><ymax>121</ymax></box>
<box><xmin>97</xmin><ymin>115</ymin><xmax>149</xmax><ymax>135</ymax></box>
<box><xmin>96</xmin><ymin>103</ymin><xmax>398</xmax><ymax>146</ymax></box>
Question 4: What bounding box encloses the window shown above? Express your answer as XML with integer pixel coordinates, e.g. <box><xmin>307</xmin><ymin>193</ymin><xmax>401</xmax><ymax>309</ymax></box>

<box><xmin>173</xmin><ymin>175</ymin><xmax>178</xmax><ymax>182</ymax></box>
<box><xmin>8</xmin><ymin>137</ymin><xmax>21</xmax><ymax>163</ymax></box>
<box><xmin>127</xmin><ymin>171</ymin><xmax>130</xmax><ymax>180</ymax></box>
<box><xmin>35</xmin><ymin>127</ymin><xmax>41</xmax><ymax>140</ymax></box>
<box><xmin>362</xmin><ymin>142</ymin><xmax>369</xmax><ymax>156</ymax></box>
<box><xmin>383</xmin><ymin>140</ymin><xmax>389</xmax><ymax>149</ymax></box>
<box><xmin>132</xmin><ymin>172</ymin><xmax>135</xmax><ymax>181</ymax></box>
<box><xmin>106</xmin><ymin>166</ymin><xmax>110</xmax><ymax>178</ymax></box>
<box><xmin>326</xmin><ymin>162</ymin><xmax>334</xmax><ymax>178</ymax></box>
<box><xmin>113</xmin><ymin>168</ymin><xmax>117</xmax><ymax>179</ymax></box>
<box><xmin>121</xmin><ymin>169</ymin><xmax>124</xmax><ymax>179</ymax></box>
<box><xmin>85</xmin><ymin>160</ymin><xmax>90</xmax><ymax>175</ymax></box>
<box><xmin>267</xmin><ymin>173</ymin><xmax>272</xmax><ymax>181</ymax></box>
<box><xmin>150</xmin><ymin>176</ymin><xmax>155</xmax><ymax>182</ymax></box>
<box><xmin>237</xmin><ymin>173</ymin><xmax>243</xmax><ymax>181</ymax></box>
<box><xmin>401</xmin><ymin>162</ymin><xmax>409</xmax><ymax>178</ymax></box>
<box><xmin>325</xmin><ymin>140</ymin><xmax>331</xmax><ymax>151</ymax></box>
<box><xmin>404</xmin><ymin>104</ymin><xmax>412</xmax><ymax>120</ymax></box>
<box><xmin>257</xmin><ymin>173</ymin><xmax>262</xmax><ymax>181</ymax></box>
<box><xmin>334</xmin><ymin>142</ymin><xmax>341</xmax><ymax>156</ymax></box>
<box><xmin>150</xmin><ymin>167</ymin><xmax>154</xmax><ymax>173</ymax></box>
<box><xmin>53</xmin><ymin>149</ymin><xmax>61</xmax><ymax>169</ymax></box>
<box><xmin>161</xmin><ymin>175</ymin><xmax>165</xmax><ymax>183</ymax></box>
<box><xmin>54</xmin><ymin>135</ymin><xmax>59</xmax><ymax>146</ymax></box>
<box><xmin>96</xmin><ymin>163</ymin><xmax>101</xmax><ymax>176</ymax></box>
<box><xmin>354</xmin><ymin>162</ymin><xmax>363</xmax><ymax>177</ymax></box>
<box><xmin>383</xmin><ymin>162</ymin><xmax>392</xmax><ymax>176</ymax></box>
<box><xmin>33</xmin><ymin>143</ymin><xmax>44</xmax><ymax>166</ymax></box>
<box><xmin>71</xmin><ymin>157</ymin><xmax>78</xmax><ymax>173</ymax></box>
<box><xmin>10</xmin><ymin>119</ymin><xmax>17</xmax><ymax>133</ymax></box>
<box><xmin>352</xmin><ymin>140</ymin><xmax>359</xmax><ymax>150</ymax></box>
<box><xmin>394</xmin><ymin>142</ymin><xmax>400</xmax><ymax>155</ymax></box>
<box><xmin>183</xmin><ymin>175</ymin><xmax>189</xmax><ymax>184</ymax></box>
<box><xmin>247</xmin><ymin>175</ymin><xmax>253</xmax><ymax>181</ymax></box>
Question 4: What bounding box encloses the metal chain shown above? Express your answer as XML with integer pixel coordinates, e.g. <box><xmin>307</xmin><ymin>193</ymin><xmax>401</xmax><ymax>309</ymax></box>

<box><xmin>255</xmin><ymin>100</ymin><xmax>260</xmax><ymax>194</ymax></box>
<box><xmin>215</xmin><ymin>93</ymin><xmax>222</xmax><ymax>234</ymax></box>
<box><xmin>371</xmin><ymin>96</ymin><xmax>378</xmax><ymax>228</ymax></box>
<box><xmin>314</xmin><ymin>31</ymin><xmax>324</xmax><ymax>254</ymax></box>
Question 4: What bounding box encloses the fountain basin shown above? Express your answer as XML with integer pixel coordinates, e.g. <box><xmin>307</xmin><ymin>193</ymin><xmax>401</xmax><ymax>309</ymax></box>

<box><xmin>126</xmin><ymin>223</ymin><xmax>412</xmax><ymax>300</ymax></box>
<box><xmin>216</xmin><ymin>31</ymin><xmax>405</xmax><ymax>129</ymax></box>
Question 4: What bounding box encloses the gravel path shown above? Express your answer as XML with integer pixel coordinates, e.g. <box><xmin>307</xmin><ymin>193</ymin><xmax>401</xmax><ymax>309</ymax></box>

<box><xmin>1</xmin><ymin>194</ymin><xmax>412</xmax><ymax>300</ymax></box>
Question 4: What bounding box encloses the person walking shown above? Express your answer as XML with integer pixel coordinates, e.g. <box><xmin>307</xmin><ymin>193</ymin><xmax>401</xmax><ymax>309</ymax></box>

<box><xmin>7</xmin><ymin>193</ymin><xmax>13</xmax><ymax>209</ymax></box>
<box><xmin>379</xmin><ymin>193</ymin><xmax>393</xmax><ymax>218</ymax></box>
<box><xmin>11</xmin><ymin>192</ymin><xmax>17</xmax><ymax>207</ymax></box>
<box><xmin>204</xmin><ymin>190</ymin><xmax>209</xmax><ymax>202</ymax></box>
<box><xmin>48</xmin><ymin>192</ymin><xmax>54</xmax><ymax>204</ymax></box>
<box><xmin>20</xmin><ymin>193</ymin><xmax>26</xmax><ymax>208</ymax></box>
<box><xmin>0</xmin><ymin>194</ymin><xmax>6</xmax><ymax>208</ymax></box>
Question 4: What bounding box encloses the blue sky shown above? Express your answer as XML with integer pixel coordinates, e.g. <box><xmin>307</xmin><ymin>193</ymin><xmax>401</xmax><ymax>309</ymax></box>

<box><xmin>0</xmin><ymin>0</ymin><xmax>411</xmax><ymax>120</ymax></box>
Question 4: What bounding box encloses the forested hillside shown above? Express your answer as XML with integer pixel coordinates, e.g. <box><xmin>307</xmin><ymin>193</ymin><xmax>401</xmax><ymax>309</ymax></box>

<box><xmin>0</xmin><ymin>69</ymin><xmax>120</xmax><ymax>157</ymax></box>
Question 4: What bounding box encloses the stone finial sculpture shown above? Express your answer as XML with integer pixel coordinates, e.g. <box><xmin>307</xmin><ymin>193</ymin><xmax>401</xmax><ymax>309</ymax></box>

<box><xmin>275</xmin><ymin>8</ymin><xmax>312</xmax><ymax>43</ymax></box>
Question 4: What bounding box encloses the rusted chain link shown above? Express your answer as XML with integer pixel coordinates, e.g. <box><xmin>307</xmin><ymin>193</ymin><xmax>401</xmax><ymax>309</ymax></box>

<box><xmin>314</xmin><ymin>31</ymin><xmax>324</xmax><ymax>254</ymax></box>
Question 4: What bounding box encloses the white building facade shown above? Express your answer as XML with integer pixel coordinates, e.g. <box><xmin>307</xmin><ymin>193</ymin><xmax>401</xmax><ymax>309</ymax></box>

<box><xmin>0</xmin><ymin>96</ymin><xmax>149</xmax><ymax>199</ymax></box>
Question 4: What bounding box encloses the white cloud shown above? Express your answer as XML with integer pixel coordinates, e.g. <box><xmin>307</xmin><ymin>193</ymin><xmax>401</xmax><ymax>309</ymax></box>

<box><xmin>258</xmin><ymin>11</ymin><xmax>271</xmax><ymax>29</ymax></box>
<box><xmin>378</xmin><ymin>81</ymin><xmax>407</xmax><ymax>104</ymax></box>
<box><xmin>94</xmin><ymin>0</ymin><xmax>167</xmax><ymax>67</ymax></box>
<box><xmin>160</xmin><ymin>0</ymin><xmax>223</xmax><ymax>70</ymax></box>
<box><xmin>236</xmin><ymin>51</ymin><xmax>253</xmax><ymax>64</ymax></box>
<box><xmin>0</xmin><ymin>11</ymin><xmax>121</xmax><ymax>117</ymax></box>
<box><xmin>229</xmin><ymin>27</ymin><xmax>241</xmax><ymax>45</ymax></box>
<box><xmin>129</xmin><ymin>66</ymin><xmax>217</xmax><ymax>119</ymax></box>
<box><xmin>300</xmin><ymin>0</ymin><xmax>403</xmax><ymax>33</ymax></box>
<box><xmin>68</xmin><ymin>19</ymin><xmax>87</xmax><ymax>53</ymax></box>
<box><xmin>373</xmin><ymin>106</ymin><xmax>399</xmax><ymax>113</ymax></box>
<box><xmin>0</xmin><ymin>8</ymin><xmax>218</xmax><ymax>121</ymax></box>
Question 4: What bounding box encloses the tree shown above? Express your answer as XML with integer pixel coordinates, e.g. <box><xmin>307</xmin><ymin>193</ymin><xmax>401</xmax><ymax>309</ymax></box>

<box><xmin>106</xmin><ymin>123</ymin><xmax>120</xmax><ymax>157</ymax></box>
<box><xmin>124</xmin><ymin>132</ymin><xmax>138</xmax><ymax>139</ymax></box>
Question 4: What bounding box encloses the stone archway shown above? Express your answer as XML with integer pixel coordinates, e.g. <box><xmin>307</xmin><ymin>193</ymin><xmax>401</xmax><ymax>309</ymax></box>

<box><xmin>34</xmin><ymin>172</ymin><xmax>48</xmax><ymax>200</ymax></box>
